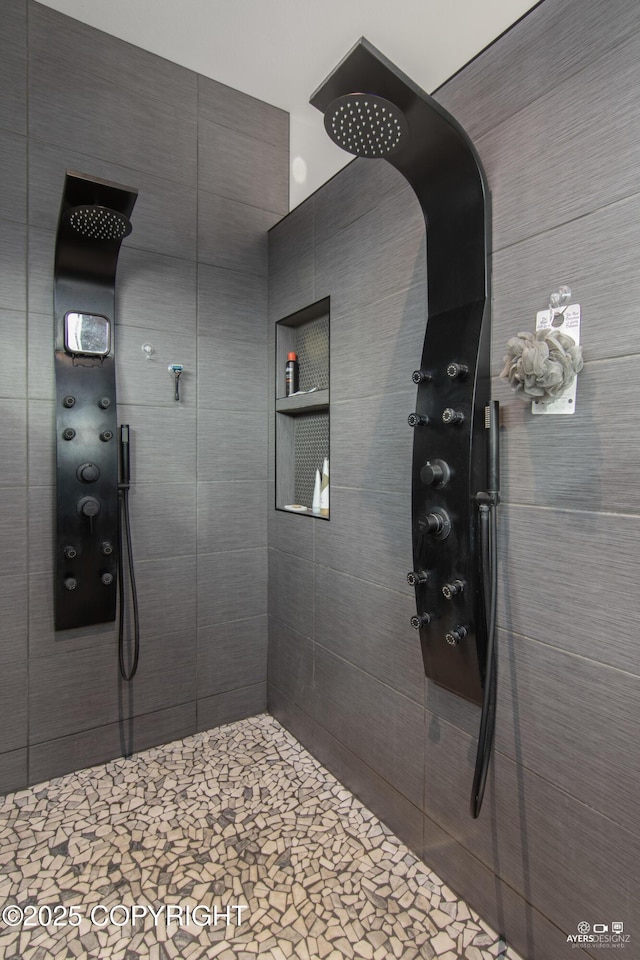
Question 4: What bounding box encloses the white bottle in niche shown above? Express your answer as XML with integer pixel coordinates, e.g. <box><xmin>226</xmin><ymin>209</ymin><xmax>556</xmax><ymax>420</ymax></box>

<box><xmin>312</xmin><ymin>469</ymin><xmax>322</xmax><ymax>514</ymax></box>
<box><xmin>320</xmin><ymin>458</ymin><xmax>329</xmax><ymax>517</ymax></box>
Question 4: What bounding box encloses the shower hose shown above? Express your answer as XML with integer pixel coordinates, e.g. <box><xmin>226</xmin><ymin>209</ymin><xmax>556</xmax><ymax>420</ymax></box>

<box><xmin>470</xmin><ymin>500</ymin><xmax>497</xmax><ymax>818</ymax></box>
<box><xmin>471</xmin><ymin>400</ymin><xmax>500</xmax><ymax>819</ymax></box>
<box><xmin>118</xmin><ymin>425</ymin><xmax>140</xmax><ymax>681</ymax></box>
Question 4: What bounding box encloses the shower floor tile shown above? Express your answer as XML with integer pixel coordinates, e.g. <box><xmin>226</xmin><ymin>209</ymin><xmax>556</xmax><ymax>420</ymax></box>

<box><xmin>0</xmin><ymin>714</ymin><xmax>523</xmax><ymax>960</ymax></box>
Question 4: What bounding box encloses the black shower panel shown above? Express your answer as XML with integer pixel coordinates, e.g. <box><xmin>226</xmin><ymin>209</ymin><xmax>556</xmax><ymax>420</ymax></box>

<box><xmin>312</xmin><ymin>39</ymin><xmax>491</xmax><ymax>707</ymax></box>
<box><xmin>54</xmin><ymin>170</ymin><xmax>137</xmax><ymax>631</ymax></box>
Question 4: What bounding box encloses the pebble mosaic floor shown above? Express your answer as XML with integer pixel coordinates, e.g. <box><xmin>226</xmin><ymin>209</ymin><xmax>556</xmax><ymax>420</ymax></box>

<box><xmin>0</xmin><ymin>714</ymin><xmax>524</xmax><ymax>960</ymax></box>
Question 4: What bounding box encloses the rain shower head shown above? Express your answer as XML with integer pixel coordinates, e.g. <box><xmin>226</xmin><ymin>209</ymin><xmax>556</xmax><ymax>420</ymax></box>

<box><xmin>64</xmin><ymin>204</ymin><xmax>132</xmax><ymax>241</ymax></box>
<box><xmin>54</xmin><ymin>170</ymin><xmax>138</xmax><ymax>287</ymax></box>
<box><xmin>311</xmin><ymin>37</ymin><xmax>489</xmax><ymax>316</ymax></box>
<box><xmin>323</xmin><ymin>93</ymin><xmax>409</xmax><ymax>158</ymax></box>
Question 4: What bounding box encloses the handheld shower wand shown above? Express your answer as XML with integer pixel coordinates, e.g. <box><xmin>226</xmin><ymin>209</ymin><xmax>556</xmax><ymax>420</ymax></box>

<box><xmin>118</xmin><ymin>424</ymin><xmax>140</xmax><ymax>681</ymax></box>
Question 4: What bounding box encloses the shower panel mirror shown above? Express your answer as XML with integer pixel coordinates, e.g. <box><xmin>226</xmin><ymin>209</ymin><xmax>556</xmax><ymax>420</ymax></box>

<box><xmin>64</xmin><ymin>312</ymin><xmax>111</xmax><ymax>357</ymax></box>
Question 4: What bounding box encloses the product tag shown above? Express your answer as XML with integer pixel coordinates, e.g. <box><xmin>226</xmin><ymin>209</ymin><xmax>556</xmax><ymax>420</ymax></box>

<box><xmin>531</xmin><ymin>303</ymin><xmax>581</xmax><ymax>415</ymax></box>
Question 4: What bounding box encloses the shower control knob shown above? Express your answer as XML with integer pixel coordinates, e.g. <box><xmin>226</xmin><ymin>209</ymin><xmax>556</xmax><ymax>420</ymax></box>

<box><xmin>63</xmin><ymin>395</ymin><xmax>76</xmax><ymax>408</ymax></box>
<box><xmin>408</xmin><ymin>413</ymin><xmax>429</xmax><ymax>427</ymax></box>
<box><xmin>442</xmin><ymin>407</ymin><xmax>464</xmax><ymax>425</ymax></box>
<box><xmin>77</xmin><ymin>496</ymin><xmax>101</xmax><ymax>518</ymax></box>
<box><xmin>446</xmin><ymin>362</ymin><xmax>468</xmax><ymax>380</ymax></box>
<box><xmin>407</xmin><ymin>570</ymin><xmax>428</xmax><ymax>587</ymax></box>
<box><xmin>64</xmin><ymin>577</ymin><xmax>78</xmax><ymax>591</ymax></box>
<box><xmin>102</xmin><ymin>541</ymin><xmax>114</xmax><ymax>556</ymax></box>
<box><xmin>77</xmin><ymin>462</ymin><xmax>100</xmax><ymax>484</ymax></box>
<box><xmin>98</xmin><ymin>397</ymin><xmax>111</xmax><ymax>409</ymax></box>
<box><xmin>410</xmin><ymin>612</ymin><xmax>432</xmax><ymax>630</ymax></box>
<box><xmin>412</xmin><ymin>370</ymin><xmax>432</xmax><ymax>384</ymax></box>
<box><xmin>62</xmin><ymin>428</ymin><xmax>76</xmax><ymax>441</ymax></box>
<box><xmin>418</xmin><ymin>508</ymin><xmax>451</xmax><ymax>540</ymax></box>
<box><xmin>420</xmin><ymin>459</ymin><xmax>450</xmax><ymax>488</ymax></box>
<box><xmin>100</xmin><ymin>430</ymin><xmax>114</xmax><ymax>442</ymax></box>
<box><xmin>445</xmin><ymin>626</ymin><xmax>468</xmax><ymax>646</ymax></box>
<box><xmin>101</xmin><ymin>572</ymin><xmax>114</xmax><ymax>586</ymax></box>
<box><xmin>442</xmin><ymin>579</ymin><xmax>465</xmax><ymax>600</ymax></box>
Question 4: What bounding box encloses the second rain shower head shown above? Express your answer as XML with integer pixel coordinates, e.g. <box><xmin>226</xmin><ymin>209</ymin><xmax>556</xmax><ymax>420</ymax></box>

<box><xmin>64</xmin><ymin>205</ymin><xmax>132</xmax><ymax>241</ymax></box>
<box><xmin>323</xmin><ymin>93</ymin><xmax>409</xmax><ymax>158</ymax></box>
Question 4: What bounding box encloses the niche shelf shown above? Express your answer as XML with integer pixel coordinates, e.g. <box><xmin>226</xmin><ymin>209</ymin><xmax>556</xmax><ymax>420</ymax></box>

<box><xmin>275</xmin><ymin>298</ymin><xmax>330</xmax><ymax>518</ymax></box>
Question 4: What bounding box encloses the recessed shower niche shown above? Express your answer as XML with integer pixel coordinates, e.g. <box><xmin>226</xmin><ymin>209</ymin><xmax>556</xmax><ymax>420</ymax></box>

<box><xmin>275</xmin><ymin>298</ymin><xmax>330</xmax><ymax>518</ymax></box>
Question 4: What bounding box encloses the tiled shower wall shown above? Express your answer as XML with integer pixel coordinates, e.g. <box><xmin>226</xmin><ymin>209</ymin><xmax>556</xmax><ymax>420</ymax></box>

<box><xmin>0</xmin><ymin>0</ymin><xmax>287</xmax><ymax>791</ymax></box>
<box><xmin>267</xmin><ymin>0</ymin><xmax>640</xmax><ymax>957</ymax></box>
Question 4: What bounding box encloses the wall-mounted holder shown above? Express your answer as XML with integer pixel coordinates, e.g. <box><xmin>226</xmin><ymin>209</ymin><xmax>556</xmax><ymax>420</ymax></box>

<box><xmin>54</xmin><ymin>170</ymin><xmax>137</xmax><ymax>630</ymax></box>
<box><xmin>500</xmin><ymin>286</ymin><xmax>583</xmax><ymax>415</ymax></box>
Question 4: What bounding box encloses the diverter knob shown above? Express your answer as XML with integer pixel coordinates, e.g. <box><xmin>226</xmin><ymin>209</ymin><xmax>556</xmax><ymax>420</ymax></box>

<box><xmin>420</xmin><ymin>459</ymin><xmax>450</xmax><ymax>488</ymax></box>
<box><xmin>77</xmin><ymin>462</ymin><xmax>100</xmax><ymax>484</ymax></box>
<box><xmin>77</xmin><ymin>496</ymin><xmax>101</xmax><ymax>519</ymax></box>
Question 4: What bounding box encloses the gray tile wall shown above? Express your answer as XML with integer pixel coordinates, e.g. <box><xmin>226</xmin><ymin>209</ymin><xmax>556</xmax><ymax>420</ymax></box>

<box><xmin>267</xmin><ymin>0</ymin><xmax>640</xmax><ymax>957</ymax></box>
<box><xmin>1</xmin><ymin>0</ymin><xmax>288</xmax><ymax>790</ymax></box>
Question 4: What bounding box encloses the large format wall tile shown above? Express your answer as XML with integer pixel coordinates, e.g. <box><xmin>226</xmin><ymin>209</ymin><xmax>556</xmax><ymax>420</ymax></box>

<box><xmin>0</xmin><ymin>749</ymin><xmax>27</xmax><ymax>796</ymax></box>
<box><xmin>331</xmin><ymin>392</ymin><xmax>413</xmax><ymax>493</ymax></box>
<box><xmin>314</xmin><ymin>564</ymin><xmax>424</xmax><ymax>705</ymax></box>
<box><xmin>197</xmin><ymin>548</ymin><xmax>267</xmax><ymax>627</ymax></box>
<box><xmin>314</xmin><ymin>646</ymin><xmax>425</xmax><ymax>809</ymax></box>
<box><xmin>314</xmin><ymin>182</ymin><xmax>424</xmax><ymax>313</ymax></box>
<box><xmin>479</xmin><ymin>29</ymin><xmax>640</xmax><ymax>252</ymax></box>
<box><xmin>197</xmin><ymin>263</ymin><xmax>267</xmax><ymax>343</ymax></box>
<box><xmin>29</xmin><ymin>702</ymin><xmax>196</xmax><ymax>785</ymax></box>
<box><xmin>116</xmin><ymin>247</ymin><xmax>197</xmax><ymax>337</ymax></box>
<box><xmin>0</xmin><ymin>131</ymin><xmax>26</xmax><ymax>225</ymax></box>
<box><xmin>198</xmin><ymin>75</ymin><xmax>288</xmax><ymax>149</ymax></box>
<box><xmin>0</xmin><ymin>0</ymin><xmax>26</xmax><ymax>136</ymax></box>
<box><xmin>435</xmin><ymin>0</ymin><xmax>640</xmax><ymax>142</ymax></box>
<box><xmin>0</xmin><ymin>219</ymin><xmax>26</xmax><ymax>312</ymax></box>
<box><xmin>329</xmin><ymin>282</ymin><xmax>426</xmax><ymax>403</ymax></box>
<box><xmin>267</xmin><ymin>617</ymin><xmax>314</xmax><ymax>710</ymax></box>
<box><xmin>314</xmin><ymin>487</ymin><xmax>412</xmax><ymax>590</ymax></box>
<box><xmin>197</xmin><ymin>481</ymin><xmax>267</xmax><ymax>554</ymax></box>
<box><xmin>496</xmin><ymin>629</ymin><xmax>640</xmax><ymax>838</ymax></box>
<box><xmin>268</xmin><ymin>548</ymin><xmax>314</xmax><ymax>638</ymax></box>
<box><xmin>197</xmin><ymin>682</ymin><xmax>267</xmax><ymax>731</ymax></box>
<box><xmin>497</xmin><ymin>504</ymin><xmax>640</xmax><ymax>675</ymax></box>
<box><xmin>0</xmin><ymin>309</ymin><xmax>26</xmax><ymax>400</ymax></box>
<box><xmin>423</xmin><ymin>712</ymin><xmax>640</xmax><ymax>937</ymax></box>
<box><xmin>198</xmin><ymin>119</ymin><xmax>288</xmax><ymax>215</ymax></box>
<box><xmin>198</xmin><ymin>191</ymin><xmax>279</xmax><ymax>275</ymax></box>
<box><xmin>0</xmin><ymin>660</ymin><xmax>27</xmax><ymax>753</ymax></box>
<box><xmin>198</xmin><ymin>615</ymin><xmax>268</xmax><ymax>699</ymax></box>
<box><xmin>197</xmin><ymin>410</ymin><xmax>267</xmax><ymax>482</ymax></box>
<box><xmin>29</xmin><ymin>57</ymin><xmax>197</xmax><ymax>186</ymax></box>
<box><xmin>491</xmin><ymin>193</ymin><xmax>640</xmax><ymax>371</ymax></box>
<box><xmin>496</xmin><ymin>356</ymin><xmax>640</xmax><ymax>515</ymax></box>
<box><xmin>118</xmin><ymin>403</ymin><xmax>196</xmax><ymax>485</ymax></box>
